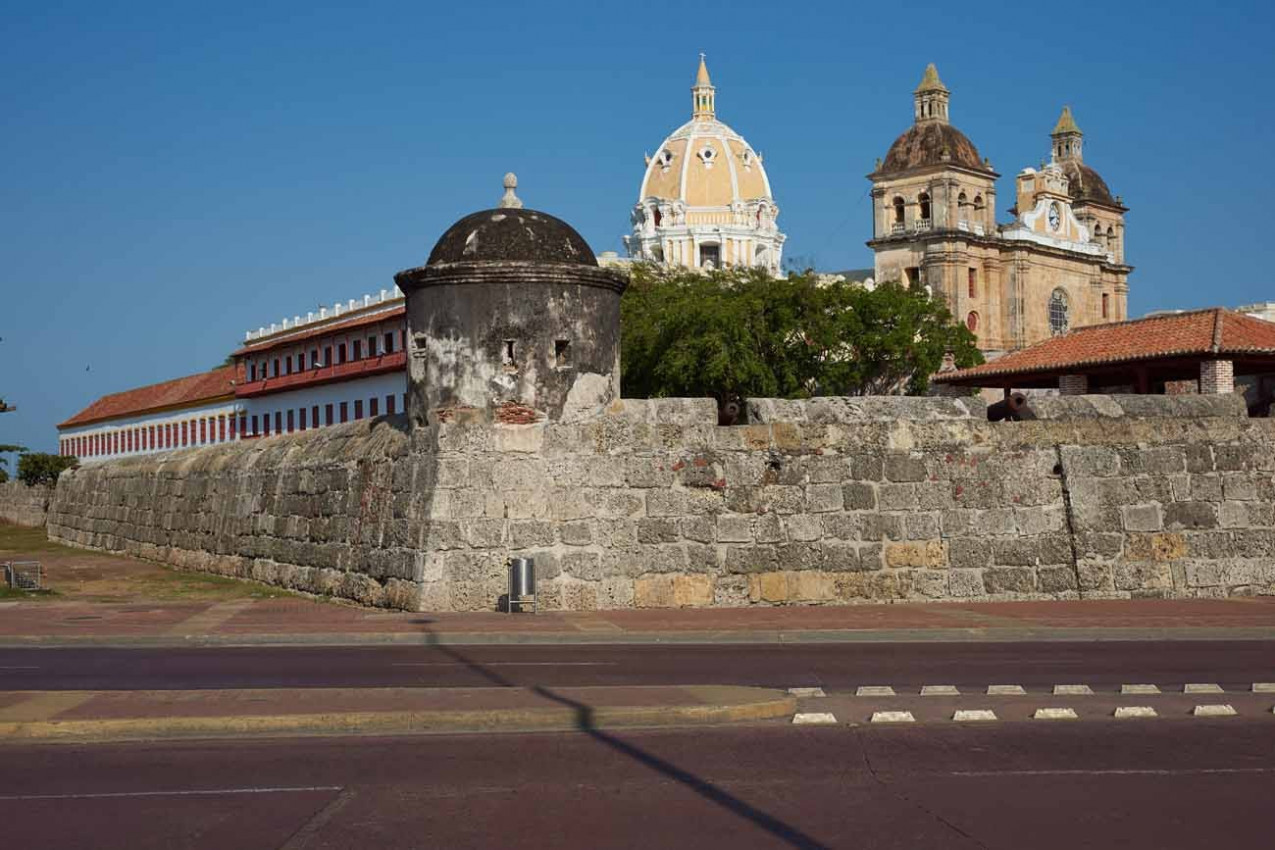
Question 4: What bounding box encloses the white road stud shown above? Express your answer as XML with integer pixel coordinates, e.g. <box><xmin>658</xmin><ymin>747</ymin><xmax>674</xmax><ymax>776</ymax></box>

<box><xmin>787</xmin><ymin>687</ymin><xmax>826</xmax><ymax>698</ymax></box>
<box><xmin>953</xmin><ymin>709</ymin><xmax>998</xmax><ymax>722</ymax></box>
<box><xmin>1053</xmin><ymin>684</ymin><xmax>1094</xmax><ymax>695</ymax></box>
<box><xmin>870</xmin><ymin>711</ymin><xmax>915</xmax><ymax>724</ymax></box>
<box><xmin>1121</xmin><ymin>684</ymin><xmax>1161</xmax><ymax>695</ymax></box>
<box><xmin>1252</xmin><ymin>683</ymin><xmax>1275</xmax><ymax>693</ymax></box>
<box><xmin>1193</xmin><ymin>704</ymin><xmax>1237</xmax><ymax>717</ymax></box>
<box><xmin>1114</xmin><ymin>706</ymin><xmax>1158</xmax><ymax>719</ymax></box>
<box><xmin>1184</xmin><ymin>683</ymin><xmax>1224</xmax><ymax>694</ymax></box>
<box><xmin>987</xmin><ymin>685</ymin><xmax>1027</xmax><ymax>696</ymax></box>
<box><xmin>921</xmin><ymin>685</ymin><xmax>961</xmax><ymax>696</ymax></box>
<box><xmin>793</xmin><ymin>712</ymin><xmax>838</xmax><ymax>725</ymax></box>
<box><xmin>1033</xmin><ymin>708</ymin><xmax>1079</xmax><ymax>720</ymax></box>
<box><xmin>856</xmin><ymin>686</ymin><xmax>896</xmax><ymax>697</ymax></box>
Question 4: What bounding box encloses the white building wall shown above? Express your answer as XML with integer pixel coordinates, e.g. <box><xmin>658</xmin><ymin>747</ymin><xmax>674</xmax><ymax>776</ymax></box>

<box><xmin>60</xmin><ymin>400</ymin><xmax>244</xmax><ymax>463</ymax></box>
<box><xmin>240</xmin><ymin>371</ymin><xmax>407</xmax><ymax>437</ymax></box>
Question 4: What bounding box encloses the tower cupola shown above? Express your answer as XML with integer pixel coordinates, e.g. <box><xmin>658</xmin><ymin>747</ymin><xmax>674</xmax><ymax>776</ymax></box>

<box><xmin>1051</xmin><ymin>105</ymin><xmax>1083</xmax><ymax>162</ymax></box>
<box><xmin>691</xmin><ymin>53</ymin><xmax>715</xmax><ymax>121</ymax></box>
<box><xmin>914</xmin><ymin>63</ymin><xmax>950</xmax><ymax>125</ymax></box>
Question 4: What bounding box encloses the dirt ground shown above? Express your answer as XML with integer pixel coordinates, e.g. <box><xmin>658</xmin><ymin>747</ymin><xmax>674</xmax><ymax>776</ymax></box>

<box><xmin>0</xmin><ymin>523</ymin><xmax>312</xmax><ymax>604</ymax></box>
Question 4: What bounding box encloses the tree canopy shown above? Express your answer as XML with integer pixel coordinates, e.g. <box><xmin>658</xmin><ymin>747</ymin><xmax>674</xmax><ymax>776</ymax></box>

<box><xmin>16</xmin><ymin>452</ymin><xmax>77</xmax><ymax>487</ymax></box>
<box><xmin>620</xmin><ymin>265</ymin><xmax>982</xmax><ymax>401</ymax></box>
<box><xmin>0</xmin><ymin>444</ymin><xmax>27</xmax><ymax>485</ymax></box>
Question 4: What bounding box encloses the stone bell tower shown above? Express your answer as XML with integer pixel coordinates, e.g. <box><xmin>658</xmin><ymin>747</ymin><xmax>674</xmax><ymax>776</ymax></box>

<box><xmin>394</xmin><ymin>175</ymin><xmax>629</xmax><ymax>426</ymax></box>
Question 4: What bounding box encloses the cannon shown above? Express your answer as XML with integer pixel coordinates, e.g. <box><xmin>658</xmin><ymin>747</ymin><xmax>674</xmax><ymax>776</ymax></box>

<box><xmin>987</xmin><ymin>392</ymin><xmax>1035</xmax><ymax>422</ymax></box>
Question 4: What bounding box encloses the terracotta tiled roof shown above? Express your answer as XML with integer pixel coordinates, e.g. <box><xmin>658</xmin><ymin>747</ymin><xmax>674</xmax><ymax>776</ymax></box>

<box><xmin>233</xmin><ymin>305</ymin><xmax>405</xmax><ymax>356</ymax></box>
<box><xmin>59</xmin><ymin>366</ymin><xmax>236</xmax><ymax>429</ymax></box>
<box><xmin>934</xmin><ymin>308</ymin><xmax>1275</xmax><ymax>383</ymax></box>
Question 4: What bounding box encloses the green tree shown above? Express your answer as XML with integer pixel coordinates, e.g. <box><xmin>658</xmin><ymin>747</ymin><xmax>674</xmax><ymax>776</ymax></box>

<box><xmin>620</xmin><ymin>265</ymin><xmax>981</xmax><ymax>401</ymax></box>
<box><xmin>0</xmin><ymin>444</ymin><xmax>27</xmax><ymax>485</ymax></box>
<box><xmin>17</xmin><ymin>452</ymin><xmax>77</xmax><ymax>486</ymax></box>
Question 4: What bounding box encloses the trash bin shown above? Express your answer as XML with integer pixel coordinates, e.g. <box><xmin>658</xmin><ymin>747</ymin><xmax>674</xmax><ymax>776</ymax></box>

<box><xmin>508</xmin><ymin>557</ymin><xmax>536</xmax><ymax>613</ymax></box>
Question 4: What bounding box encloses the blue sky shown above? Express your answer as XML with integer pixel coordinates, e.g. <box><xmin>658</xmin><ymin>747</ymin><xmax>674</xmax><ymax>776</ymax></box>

<box><xmin>2</xmin><ymin>0</ymin><xmax>1272</xmax><ymax>453</ymax></box>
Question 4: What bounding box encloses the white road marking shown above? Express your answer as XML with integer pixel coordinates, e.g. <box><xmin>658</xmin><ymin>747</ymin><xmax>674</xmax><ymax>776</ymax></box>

<box><xmin>0</xmin><ymin>786</ymin><xmax>343</xmax><ymax>802</ymax></box>
<box><xmin>1053</xmin><ymin>684</ymin><xmax>1093</xmax><ymax>695</ymax></box>
<box><xmin>953</xmin><ymin>710</ymin><xmax>998</xmax><ymax>722</ymax></box>
<box><xmin>949</xmin><ymin>768</ymin><xmax>1275</xmax><ymax>778</ymax></box>
<box><xmin>987</xmin><ymin>685</ymin><xmax>1027</xmax><ymax>696</ymax></box>
<box><xmin>792</xmin><ymin>712</ymin><xmax>837</xmax><ymax>725</ymax></box>
<box><xmin>1193</xmin><ymin>704</ymin><xmax>1237</xmax><ymax>717</ymax></box>
<box><xmin>787</xmin><ymin>687</ymin><xmax>826</xmax><ymax>698</ymax></box>
<box><xmin>1114</xmin><ymin>706</ymin><xmax>1158</xmax><ymax>719</ymax></box>
<box><xmin>1252</xmin><ymin>683</ymin><xmax>1275</xmax><ymax>693</ymax></box>
<box><xmin>1121</xmin><ymin>684</ymin><xmax>1160</xmax><ymax>695</ymax></box>
<box><xmin>855</xmin><ymin>686</ymin><xmax>895</xmax><ymax>697</ymax></box>
<box><xmin>870</xmin><ymin>711</ymin><xmax>915</xmax><ymax>724</ymax></box>
<box><xmin>1184</xmin><ymin>683</ymin><xmax>1224</xmax><ymax>694</ymax></box>
<box><xmin>1033</xmin><ymin>708</ymin><xmax>1079</xmax><ymax>720</ymax></box>
<box><xmin>921</xmin><ymin>685</ymin><xmax>960</xmax><ymax>696</ymax></box>
<box><xmin>0</xmin><ymin>666</ymin><xmax>39</xmax><ymax>671</ymax></box>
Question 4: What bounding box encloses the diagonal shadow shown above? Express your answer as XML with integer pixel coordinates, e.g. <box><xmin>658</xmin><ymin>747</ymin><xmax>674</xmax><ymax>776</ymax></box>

<box><xmin>421</xmin><ymin>628</ymin><xmax>830</xmax><ymax>850</ymax></box>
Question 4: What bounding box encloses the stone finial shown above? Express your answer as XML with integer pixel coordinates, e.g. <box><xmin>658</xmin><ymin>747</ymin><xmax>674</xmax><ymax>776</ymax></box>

<box><xmin>499</xmin><ymin>172</ymin><xmax>523</xmax><ymax>209</ymax></box>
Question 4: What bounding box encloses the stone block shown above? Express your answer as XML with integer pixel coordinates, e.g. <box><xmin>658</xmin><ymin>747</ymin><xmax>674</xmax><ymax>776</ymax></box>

<box><xmin>791</xmin><ymin>570</ymin><xmax>834</xmax><ymax>602</ymax></box>
<box><xmin>821</xmin><ymin>513</ymin><xmax>859</xmax><ymax>540</ymax></box>
<box><xmin>1223</xmin><ymin>474</ymin><xmax>1258</xmax><ymax>501</ymax></box>
<box><xmin>462</xmin><ymin>519</ymin><xmax>506</xmax><ymax>549</ymax></box>
<box><xmin>753</xmin><ymin>512</ymin><xmax>784</xmax><ymax>543</ymax></box>
<box><xmin>559</xmin><ymin>520</ymin><xmax>595</xmax><ymax>546</ymax></box>
<box><xmin>992</xmin><ymin>535</ymin><xmax>1071</xmax><ymax>566</ymax></box>
<box><xmin>757</xmin><ymin>571</ymin><xmax>790</xmax><ymax>603</ymax></box>
<box><xmin>1060</xmin><ymin>446</ymin><xmax>1121</xmax><ymax>478</ymax></box>
<box><xmin>948</xmin><ymin>538</ymin><xmax>993</xmax><ymax>569</ymax></box>
<box><xmin>878</xmin><ymin>483</ymin><xmax>918</xmax><ymax>511</ymax></box>
<box><xmin>634</xmin><ymin>574</ymin><xmax>675</xmax><ymax>608</ymax></box>
<box><xmin>913</xmin><ymin>570</ymin><xmax>950</xmax><ymax>598</ymax></box>
<box><xmin>1037</xmin><ymin>566</ymin><xmax>1079</xmax><ymax>593</ymax></box>
<box><xmin>885</xmin><ymin>540</ymin><xmax>948</xmax><ymax>568</ymax></box>
<box><xmin>1121</xmin><ymin>504</ymin><xmax>1162</xmax><ymax>532</ymax></box>
<box><xmin>716</xmin><ymin>515</ymin><xmax>753</xmax><ymax>543</ymax></box>
<box><xmin>983</xmin><ymin>567</ymin><xmax>1035</xmax><ymax>594</ymax></box>
<box><xmin>777</xmin><ymin>542</ymin><xmax>824</xmax><ymax>570</ymax></box>
<box><xmin>835</xmin><ymin>571</ymin><xmax>912</xmax><ymax>601</ymax></box>
<box><xmin>679</xmin><ymin>516</ymin><xmax>716</xmax><ymax>544</ymax></box>
<box><xmin>673</xmin><ymin>574</ymin><xmax>714</xmax><ymax>607</ymax></box>
<box><xmin>1077</xmin><ymin>562</ymin><xmax>1114</xmax><ymax>592</ymax></box>
<box><xmin>507</xmin><ymin>520</ymin><xmax>555</xmax><ymax>548</ymax></box>
<box><xmin>806</xmin><ymin>484</ymin><xmax>844</xmax><ymax>514</ymax></box>
<box><xmin>905</xmin><ymin>512</ymin><xmax>942</xmax><ymax>540</ymax></box>
<box><xmin>1164</xmin><ymin>501</ymin><xmax>1218</xmax><ymax>530</ymax></box>
<box><xmin>842</xmin><ymin>482</ymin><xmax>877</xmax><ymax>511</ymax></box>
<box><xmin>859</xmin><ymin>513</ymin><xmax>905</xmax><ymax>541</ymax></box>
<box><xmin>820</xmin><ymin>542</ymin><xmax>864</xmax><ymax>571</ymax></box>
<box><xmin>1115</xmin><ymin>561</ymin><xmax>1173</xmax><ymax>592</ymax></box>
<box><xmin>724</xmin><ymin>545</ymin><xmax>778</xmax><ymax>574</ymax></box>
<box><xmin>885</xmin><ymin>454</ymin><xmax>928</xmax><ymax>483</ymax></box>
<box><xmin>784</xmin><ymin>514</ymin><xmax>823</xmax><ymax>542</ymax></box>
<box><xmin>638</xmin><ymin>518</ymin><xmax>681</xmax><ymax>544</ymax></box>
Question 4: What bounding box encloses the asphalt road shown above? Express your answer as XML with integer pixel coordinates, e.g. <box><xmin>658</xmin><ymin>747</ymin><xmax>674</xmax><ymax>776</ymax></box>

<box><xmin>3</xmin><ymin>720</ymin><xmax>1273</xmax><ymax>849</ymax></box>
<box><xmin>2</xmin><ymin>640</ymin><xmax>1274</xmax><ymax>692</ymax></box>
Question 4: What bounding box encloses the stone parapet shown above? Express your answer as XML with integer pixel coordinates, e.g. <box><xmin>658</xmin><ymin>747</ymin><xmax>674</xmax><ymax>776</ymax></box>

<box><xmin>44</xmin><ymin>399</ymin><xmax>1275</xmax><ymax>611</ymax></box>
<box><xmin>0</xmin><ymin>481</ymin><xmax>52</xmax><ymax>528</ymax></box>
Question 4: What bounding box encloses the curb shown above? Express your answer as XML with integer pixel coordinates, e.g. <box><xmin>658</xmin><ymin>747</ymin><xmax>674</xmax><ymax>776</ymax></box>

<box><xmin>5</xmin><ymin>626</ymin><xmax>1275</xmax><ymax>650</ymax></box>
<box><xmin>0</xmin><ymin>686</ymin><xmax>797</xmax><ymax>745</ymax></box>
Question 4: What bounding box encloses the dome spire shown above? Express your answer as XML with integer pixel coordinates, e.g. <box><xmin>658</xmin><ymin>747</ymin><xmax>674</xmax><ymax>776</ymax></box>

<box><xmin>498</xmin><ymin>172</ymin><xmax>523</xmax><ymax>209</ymax></box>
<box><xmin>691</xmin><ymin>53</ymin><xmax>715</xmax><ymax>121</ymax></box>
<box><xmin>913</xmin><ymin>63</ymin><xmax>950</xmax><ymax>125</ymax></box>
<box><xmin>1051</xmin><ymin>106</ymin><xmax>1083</xmax><ymax>162</ymax></box>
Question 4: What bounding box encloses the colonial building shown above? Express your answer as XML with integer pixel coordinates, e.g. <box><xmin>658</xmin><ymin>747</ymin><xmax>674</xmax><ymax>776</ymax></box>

<box><xmin>624</xmin><ymin>57</ymin><xmax>785</xmax><ymax>272</ymax></box>
<box><xmin>868</xmin><ymin>65</ymin><xmax>1131</xmax><ymax>357</ymax></box>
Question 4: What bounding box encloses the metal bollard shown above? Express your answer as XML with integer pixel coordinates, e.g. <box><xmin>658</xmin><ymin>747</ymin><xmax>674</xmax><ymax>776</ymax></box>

<box><xmin>508</xmin><ymin>557</ymin><xmax>536</xmax><ymax>613</ymax></box>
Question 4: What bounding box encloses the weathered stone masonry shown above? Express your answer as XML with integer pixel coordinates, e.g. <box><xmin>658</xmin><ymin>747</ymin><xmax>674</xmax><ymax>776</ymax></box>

<box><xmin>0</xmin><ymin>482</ymin><xmax>52</xmax><ymax>528</ymax></box>
<box><xmin>45</xmin><ymin>393</ymin><xmax>1275</xmax><ymax>610</ymax></box>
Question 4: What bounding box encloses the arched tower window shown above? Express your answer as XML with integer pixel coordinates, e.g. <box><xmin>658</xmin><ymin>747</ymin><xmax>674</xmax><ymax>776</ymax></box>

<box><xmin>1049</xmin><ymin>288</ymin><xmax>1070</xmax><ymax>335</ymax></box>
<box><xmin>892</xmin><ymin>196</ymin><xmax>905</xmax><ymax>225</ymax></box>
<box><xmin>918</xmin><ymin>192</ymin><xmax>932</xmax><ymax>221</ymax></box>
<box><xmin>957</xmin><ymin>192</ymin><xmax>968</xmax><ymax>224</ymax></box>
<box><xmin>966</xmin><ymin>311</ymin><xmax>979</xmax><ymax>333</ymax></box>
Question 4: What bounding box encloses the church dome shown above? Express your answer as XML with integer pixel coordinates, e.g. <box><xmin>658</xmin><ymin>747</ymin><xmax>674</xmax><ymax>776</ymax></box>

<box><xmin>639</xmin><ymin>117</ymin><xmax>774</xmax><ymax>207</ymax></box>
<box><xmin>880</xmin><ymin>122</ymin><xmax>988</xmax><ymax>174</ymax></box>
<box><xmin>1060</xmin><ymin>160</ymin><xmax>1118</xmax><ymax>208</ymax></box>
<box><xmin>427</xmin><ymin>175</ymin><xmax>597</xmax><ymax>267</ymax></box>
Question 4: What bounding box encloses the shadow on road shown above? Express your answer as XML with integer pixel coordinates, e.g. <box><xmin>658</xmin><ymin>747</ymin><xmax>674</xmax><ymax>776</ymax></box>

<box><xmin>421</xmin><ymin>628</ymin><xmax>830</xmax><ymax>850</ymax></box>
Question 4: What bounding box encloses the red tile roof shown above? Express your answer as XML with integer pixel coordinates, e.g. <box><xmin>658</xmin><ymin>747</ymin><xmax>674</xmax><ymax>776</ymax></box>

<box><xmin>235</xmin><ymin>350</ymin><xmax>406</xmax><ymax>398</ymax></box>
<box><xmin>233</xmin><ymin>305</ymin><xmax>405</xmax><ymax>356</ymax></box>
<box><xmin>935</xmin><ymin>308</ymin><xmax>1275</xmax><ymax>384</ymax></box>
<box><xmin>59</xmin><ymin>366</ymin><xmax>236</xmax><ymax>429</ymax></box>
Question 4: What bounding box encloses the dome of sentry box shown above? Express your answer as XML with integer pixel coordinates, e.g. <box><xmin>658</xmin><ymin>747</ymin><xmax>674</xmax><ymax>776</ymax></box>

<box><xmin>395</xmin><ymin>175</ymin><xmax>628</xmax><ymax>427</ymax></box>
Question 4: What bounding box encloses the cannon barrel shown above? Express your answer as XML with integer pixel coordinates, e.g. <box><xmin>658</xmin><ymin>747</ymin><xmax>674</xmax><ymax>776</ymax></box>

<box><xmin>987</xmin><ymin>392</ymin><xmax>1034</xmax><ymax>422</ymax></box>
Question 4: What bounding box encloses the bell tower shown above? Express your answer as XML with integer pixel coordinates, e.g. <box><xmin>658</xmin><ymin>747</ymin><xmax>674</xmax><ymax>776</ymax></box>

<box><xmin>914</xmin><ymin>63</ymin><xmax>950</xmax><ymax>124</ymax></box>
<box><xmin>1051</xmin><ymin>106</ymin><xmax>1083</xmax><ymax>163</ymax></box>
<box><xmin>691</xmin><ymin>54</ymin><xmax>715</xmax><ymax>121</ymax></box>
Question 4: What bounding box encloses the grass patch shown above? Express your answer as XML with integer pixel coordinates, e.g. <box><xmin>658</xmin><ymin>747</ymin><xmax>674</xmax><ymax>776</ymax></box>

<box><xmin>0</xmin><ymin>584</ymin><xmax>58</xmax><ymax>601</ymax></box>
<box><xmin>0</xmin><ymin>523</ymin><xmax>79</xmax><ymax>556</ymax></box>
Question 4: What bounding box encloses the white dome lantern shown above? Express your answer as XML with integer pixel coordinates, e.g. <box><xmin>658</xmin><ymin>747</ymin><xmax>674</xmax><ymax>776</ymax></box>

<box><xmin>624</xmin><ymin>56</ymin><xmax>786</xmax><ymax>273</ymax></box>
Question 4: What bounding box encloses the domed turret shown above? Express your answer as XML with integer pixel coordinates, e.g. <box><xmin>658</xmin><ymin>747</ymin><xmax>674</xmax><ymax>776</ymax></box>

<box><xmin>396</xmin><ymin>175</ymin><xmax>628</xmax><ymax>425</ymax></box>
<box><xmin>623</xmin><ymin>56</ymin><xmax>785</xmax><ymax>272</ymax></box>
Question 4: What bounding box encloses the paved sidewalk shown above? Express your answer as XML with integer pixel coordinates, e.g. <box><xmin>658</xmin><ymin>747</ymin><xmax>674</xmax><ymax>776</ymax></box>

<box><xmin>0</xmin><ymin>684</ymin><xmax>794</xmax><ymax>744</ymax></box>
<box><xmin>4</xmin><ymin>596</ymin><xmax>1275</xmax><ymax>647</ymax></box>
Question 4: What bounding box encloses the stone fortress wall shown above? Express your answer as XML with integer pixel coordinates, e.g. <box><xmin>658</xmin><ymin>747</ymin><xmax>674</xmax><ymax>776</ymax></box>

<box><xmin>45</xmin><ymin>393</ymin><xmax>1275</xmax><ymax>611</ymax></box>
<box><xmin>0</xmin><ymin>482</ymin><xmax>53</xmax><ymax>528</ymax></box>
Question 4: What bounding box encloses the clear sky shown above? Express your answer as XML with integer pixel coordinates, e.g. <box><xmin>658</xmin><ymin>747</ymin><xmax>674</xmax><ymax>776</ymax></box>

<box><xmin>2</xmin><ymin>0</ymin><xmax>1272</xmax><ymax>454</ymax></box>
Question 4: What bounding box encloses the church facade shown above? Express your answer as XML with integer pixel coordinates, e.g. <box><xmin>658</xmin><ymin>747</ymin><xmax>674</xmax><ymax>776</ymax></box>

<box><xmin>623</xmin><ymin>57</ymin><xmax>785</xmax><ymax>273</ymax></box>
<box><xmin>868</xmin><ymin>65</ymin><xmax>1131</xmax><ymax>357</ymax></box>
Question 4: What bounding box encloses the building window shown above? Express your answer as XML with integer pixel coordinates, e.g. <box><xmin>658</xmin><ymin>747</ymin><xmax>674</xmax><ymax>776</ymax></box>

<box><xmin>892</xmin><ymin>196</ymin><xmax>905</xmax><ymax>224</ymax></box>
<box><xmin>311</xmin><ymin>349</ymin><xmax>319</xmax><ymax>368</ymax></box>
<box><xmin>340</xmin><ymin>402</ymin><xmax>348</xmax><ymax>423</ymax></box>
<box><xmin>353</xmin><ymin>340</ymin><xmax>362</xmax><ymax>361</ymax></box>
<box><xmin>503</xmin><ymin>340</ymin><xmax>517</xmax><ymax>368</ymax></box>
<box><xmin>1049</xmin><ymin>288</ymin><xmax>1070</xmax><ymax>335</ymax></box>
<box><xmin>251</xmin><ymin>415</ymin><xmax>259</xmax><ymax>437</ymax></box>
<box><xmin>385</xmin><ymin>332</ymin><xmax>395</xmax><ymax>354</ymax></box>
<box><xmin>299</xmin><ymin>408</ymin><xmax>307</xmax><ymax>431</ymax></box>
<box><xmin>400</xmin><ymin>330</ymin><xmax>406</xmax><ymax>351</ymax></box>
<box><xmin>312</xmin><ymin>405</ymin><xmax>320</xmax><ymax>429</ymax></box>
<box><xmin>966</xmin><ymin>311</ymin><xmax>979</xmax><ymax>333</ymax></box>
<box><xmin>555</xmin><ymin>339</ymin><xmax>571</xmax><ymax>368</ymax></box>
<box><xmin>370</xmin><ymin>397</ymin><xmax>379</xmax><ymax>417</ymax></box>
<box><xmin>905</xmin><ymin>267</ymin><xmax>921</xmax><ymax>288</ymax></box>
<box><xmin>239</xmin><ymin>414</ymin><xmax>247</xmax><ymax>438</ymax></box>
<box><xmin>285</xmin><ymin>356</ymin><xmax>292</xmax><ymax>376</ymax></box>
<box><xmin>274</xmin><ymin>411</ymin><xmax>282</xmax><ymax>434</ymax></box>
<box><xmin>1102</xmin><ymin>293</ymin><xmax>1110</xmax><ymax>319</ymax></box>
<box><xmin>968</xmin><ymin>268</ymin><xmax>977</xmax><ymax>299</ymax></box>
<box><xmin>249</xmin><ymin>363</ymin><xmax>257</xmax><ymax>382</ymax></box>
<box><xmin>354</xmin><ymin>399</ymin><xmax>364</xmax><ymax>420</ymax></box>
<box><xmin>219</xmin><ymin>416</ymin><xmax>226</xmax><ymax>442</ymax></box>
<box><xmin>368</xmin><ymin>336</ymin><xmax>378</xmax><ymax>357</ymax></box>
<box><xmin>325</xmin><ymin>404</ymin><xmax>334</xmax><ymax>426</ymax></box>
<box><xmin>286</xmin><ymin>410</ymin><xmax>294</xmax><ymax>433</ymax></box>
<box><xmin>181</xmin><ymin>422</ymin><xmax>188</xmax><ymax>447</ymax></box>
<box><xmin>918</xmin><ymin>192</ymin><xmax>931</xmax><ymax>221</ymax></box>
<box><xmin>338</xmin><ymin>343</ymin><xmax>347</xmax><ymax>365</ymax></box>
<box><xmin>273</xmin><ymin>358</ymin><xmax>280</xmax><ymax>378</ymax></box>
<box><xmin>386</xmin><ymin>395</ymin><xmax>396</xmax><ymax>415</ymax></box>
<box><xmin>263</xmin><ymin>415</ymin><xmax>271</xmax><ymax>437</ymax></box>
<box><xmin>324</xmin><ymin>346</ymin><xmax>332</xmax><ymax>367</ymax></box>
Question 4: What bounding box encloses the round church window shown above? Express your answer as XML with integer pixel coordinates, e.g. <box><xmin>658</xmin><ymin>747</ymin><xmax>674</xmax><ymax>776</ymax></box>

<box><xmin>1049</xmin><ymin>288</ymin><xmax>1070</xmax><ymax>335</ymax></box>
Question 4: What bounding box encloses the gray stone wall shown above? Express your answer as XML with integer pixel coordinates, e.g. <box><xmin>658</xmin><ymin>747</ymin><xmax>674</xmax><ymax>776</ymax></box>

<box><xmin>0</xmin><ymin>481</ymin><xmax>52</xmax><ymax>528</ymax></box>
<box><xmin>45</xmin><ymin>394</ymin><xmax>1275</xmax><ymax>610</ymax></box>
